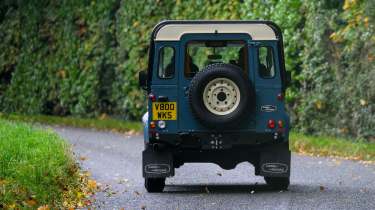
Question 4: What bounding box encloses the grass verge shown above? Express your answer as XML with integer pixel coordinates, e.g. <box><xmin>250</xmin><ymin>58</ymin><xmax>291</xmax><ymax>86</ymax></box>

<box><xmin>290</xmin><ymin>132</ymin><xmax>375</xmax><ymax>161</ymax></box>
<box><xmin>0</xmin><ymin>119</ymin><xmax>97</xmax><ymax>209</ymax></box>
<box><xmin>0</xmin><ymin>113</ymin><xmax>142</xmax><ymax>133</ymax></box>
<box><xmin>1</xmin><ymin>113</ymin><xmax>374</xmax><ymax>161</ymax></box>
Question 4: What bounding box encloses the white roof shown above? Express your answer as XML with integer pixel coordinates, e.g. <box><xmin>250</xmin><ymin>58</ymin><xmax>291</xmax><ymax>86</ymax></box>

<box><xmin>155</xmin><ymin>23</ymin><xmax>277</xmax><ymax>41</ymax></box>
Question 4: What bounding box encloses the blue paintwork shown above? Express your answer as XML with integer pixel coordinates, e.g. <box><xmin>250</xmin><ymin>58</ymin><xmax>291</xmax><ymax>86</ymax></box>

<box><xmin>144</xmin><ymin>33</ymin><xmax>289</xmax><ymax>141</ymax></box>
<box><xmin>143</xmin><ymin>122</ymin><xmax>149</xmax><ymax>143</ymax></box>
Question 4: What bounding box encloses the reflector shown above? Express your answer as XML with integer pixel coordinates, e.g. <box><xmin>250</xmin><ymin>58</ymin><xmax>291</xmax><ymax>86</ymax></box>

<box><xmin>268</xmin><ymin>119</ymin><xmax>275</xmax><ymax>129</ymax></box>
<box><xmin>150</xmin><ymin>121</ymin><xmax>156</xmax><ymax>129</ymax></box>
<box><xmin>278</xmin><ymin>120</ymin><xmax>283</xmax><ymax>128</ymax></box>
<box><xmin>149</xmin><ymin>93</ymin><xmax>156</xmax><ymax>102</ymax></box>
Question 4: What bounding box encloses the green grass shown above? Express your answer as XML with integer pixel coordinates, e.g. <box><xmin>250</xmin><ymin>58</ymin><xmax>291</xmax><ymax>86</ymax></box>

<box><xmin>290</xmin><ymin>132</ymin><xmax>375</xmax><ymax>161</ymax></box>
<box><xmin>0</xmin><ymin>119</ymin><xmax>85</xmax><ymax>208</ymax></box>
<box><xmin>1</xmin><ymin>113</ymin><xmax>374</xmax><ymax>161</ymax></box>
<box><xmin>0</xmin><ymin>113</ymin><xmax>142</xmax><ymax>133</ymax></box>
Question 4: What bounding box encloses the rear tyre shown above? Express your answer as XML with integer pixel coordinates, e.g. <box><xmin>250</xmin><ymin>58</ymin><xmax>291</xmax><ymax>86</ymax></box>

<box><xmin>145</xmin><ymin>178</ymin><xmax>166</xmax><ymax>193</ymax></box>
<box><xmin>264</xmin><ymin>177</ymin><xmax>290</xmax><ymax>190</ymax></box>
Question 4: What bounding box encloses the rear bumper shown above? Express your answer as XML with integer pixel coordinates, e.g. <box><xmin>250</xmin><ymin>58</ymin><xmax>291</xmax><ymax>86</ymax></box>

<box><xmin>150</xmin><ymin>131</ymin><xmax>287</xmax><ymax>149</ymax></box>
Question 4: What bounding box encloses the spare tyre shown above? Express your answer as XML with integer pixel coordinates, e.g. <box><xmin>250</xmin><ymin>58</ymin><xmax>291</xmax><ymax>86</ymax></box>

<box><xmin>188</xmin><ymin>63</ymin><xmax>254</xmax><ymax>128</ymax></box>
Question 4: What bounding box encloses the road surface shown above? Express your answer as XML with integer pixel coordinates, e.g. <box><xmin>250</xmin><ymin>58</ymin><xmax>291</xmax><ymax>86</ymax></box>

<box><xmin>53</xmin><ymin>126</ymin><xmax>375</xmax><ymax>210</ymax></box>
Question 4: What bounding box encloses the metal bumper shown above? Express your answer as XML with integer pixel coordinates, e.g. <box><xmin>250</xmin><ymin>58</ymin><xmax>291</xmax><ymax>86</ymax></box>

<box><xmin>150</xmin><ymin>131</ymin><xmax>287</xmax><ymax>149</ymax></box>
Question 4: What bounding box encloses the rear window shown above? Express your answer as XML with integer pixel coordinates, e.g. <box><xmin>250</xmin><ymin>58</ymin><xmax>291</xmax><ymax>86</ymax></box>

<box><xmin>158</xmin><ymin>46</ymin><xmax>175</xmax><ymax>79</ymax></box>
<box><xmin>185</xmin><ymin>40</ymin><xmax>247</xmax><ymax>77</ymax></box>
<box><xmin>258</xmin><ymin>46</ymin><xmax>275</xmax><ymax>78</ymax></box>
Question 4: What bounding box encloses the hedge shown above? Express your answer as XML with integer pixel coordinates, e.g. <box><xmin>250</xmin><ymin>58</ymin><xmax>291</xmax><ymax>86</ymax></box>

<box><xmin>0</xmin><ymin>0</ymin><xmax>374</xmax><ymax>140</ymax></box>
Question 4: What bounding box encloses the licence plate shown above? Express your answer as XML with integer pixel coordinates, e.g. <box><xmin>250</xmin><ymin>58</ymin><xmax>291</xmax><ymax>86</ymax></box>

<box><xmin>152</xmin><ymin>102</ymin><xmax>177</xmax><ymax>120</ymax></box>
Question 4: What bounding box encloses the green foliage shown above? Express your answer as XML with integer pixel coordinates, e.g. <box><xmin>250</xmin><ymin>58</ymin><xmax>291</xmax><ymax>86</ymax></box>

<box><xmin>298</xmin><ymin>0</ymin><xmax>375</xmax><ymax>139</ymax></box>
<box><xmin>0</xmin><ymin>119</ymin><xmax>81</xmax><ymax>208</ymax></box>
<box><xmin>0</xmin><ymin>0</ymin><xmax>119</xmax><ymax>117</ymax></box>
<box><xmin>0</xmin><ymin>0</ymin><xmax>374</xmax><ymax>139</ymax></box>
<box><xmin>112</xmin><ymin>0</ymin><xmax>175</xmax><ymax>120</ymax></box>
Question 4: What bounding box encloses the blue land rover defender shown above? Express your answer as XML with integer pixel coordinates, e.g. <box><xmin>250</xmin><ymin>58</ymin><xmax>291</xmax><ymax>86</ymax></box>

<box><xmin>139</xmin><ymin>21</ymin><xmax>292</xmax><ymax>192</ymax></box>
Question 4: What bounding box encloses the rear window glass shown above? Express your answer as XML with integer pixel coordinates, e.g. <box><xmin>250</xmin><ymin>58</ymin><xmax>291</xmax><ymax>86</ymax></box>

<box><xmin>158</xmin><ymin>46</ymin><xmax>175</xmax><ymax>79</ymax></box>
<box><xmin>185</xmin><ymin>40</ymin><xmax>247</xmax><ymax>77</ymax></box>
<box><xmin>258</xmin><ymin>46</ymin><xmax>275</xmax><ymax>78</ymax></box>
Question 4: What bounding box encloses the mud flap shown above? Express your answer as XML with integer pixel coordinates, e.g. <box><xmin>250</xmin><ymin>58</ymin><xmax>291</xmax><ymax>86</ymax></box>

<box><xmin>142</xmin><ymin>147</ymin><xmax>174</xmax><ymax>178</ymax></box>
<box><xmin>259</xmin><ymin>143</ymin><xmax>291</xmax><ymax>177</ymax></box>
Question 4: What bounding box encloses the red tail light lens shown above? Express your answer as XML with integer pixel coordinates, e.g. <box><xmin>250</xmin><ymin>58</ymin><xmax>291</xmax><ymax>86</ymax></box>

<box><xmin>150</xmin><ymin>121</ymin><xmax>156</xmax><ymax>129</ymax></box>
<box><xmin>278</xmin><ymin>120</ymin><xmax>283</xmax><ymax>128</ymax></box>
<box><xmin>277</xmin><ymin>93</ymin><xmax>283</xmax><ymax>101</ymax></box>
<box><xmin>149</xmin><ymin>93</ymin><xmax>156</xmax><ymax>102</ymax></box>
<box><xmin>268</xmin><ymin>119</ymin><xmax>275</xmax><ymax>129</ymax></box>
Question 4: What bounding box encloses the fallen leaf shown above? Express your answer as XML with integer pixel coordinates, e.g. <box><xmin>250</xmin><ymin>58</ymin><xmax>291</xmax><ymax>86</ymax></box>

<box><xmin>8</xmin><ymin>203</ymin><xmax>16</xmax><ymax>209</ymax></box>
<box><xmin>77</xmin><ymin>191</ymin><xmax>83</xmax><ymax>198</ymax></box>
<box><xmin>37</xmin><ymin>205</ymin><xmax>50</xmax><ymax>210</ymax></box>
<box><xmin>87</xmin><ymin>179</ymin><xmax>97</xmax><ymax>190</ymax></box>
<box><xmin>333</xmin><ymin>160</ymin><xmax>341</xmax><ymax>166</ymax></box>
<box><xmin>216</xmin><ymin>172</ymin><xmax>222</xmax><ymax>176</ymax></box>
<box><xmin>320</xmin><ymin>186</ymin><xmax>325</xmax><ymax>191</ymax></box>
<box><xmin>134</xmin><ymin>191</ymin><xmax>141</xmax><ymax>195</ymax></box>
<box><xmin>84</xmin><ymin>200</ymin><xmax>92</xmax><ymax>206</ymax></box>
<box><xmin>81</xmin><ymin>171</ymin><xmax>91</xmax><ymax>177</ymax></box>
<box><xmin>77</xmin><ymin>201</ymin><xmax>83</xmax><ymax>207</ymax></box>
<box><xmin>96</xmin><ymin>182</ymin><xmax>102</xmax><ymax>188</ymax></box>
<box><xmin>0</xmin><ymin>179</ymin><xmax>9</xmax><ymax>185</ymax></box>
<box><xmin>26</xmin><ymin>198</ymin><xmax>38</xmax><ymax>206</ymax></box>
<box><xmin>79</xmin><ymin>156</ymin><xmax>87</xmax><ymax>161</ymax></box>
<box><xmin>127</xmin><ymin>130</ymin><xmax>137</xmax><ymax>135</ymax></box>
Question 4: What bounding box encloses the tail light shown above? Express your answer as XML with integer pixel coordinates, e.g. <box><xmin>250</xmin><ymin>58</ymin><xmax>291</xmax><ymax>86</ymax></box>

<box><xmin>268</xmin><ymin>119</ymin><xmax>275</xmax><ymax>129</ymax></box>
<box><xmin>149</xmin><ymin>93</ymin><xmax>156</xmax><ymax>102</ymax></box>
<box><xmin>150</xmin><ymin>121</ymin><xmax>156</xmax><ymax>129</ymax></box>
<box><xmin>278</xmin><ymin>120</ymin><xmax>283</xmax><ymax>128</ymax></box>
<box><xmin>277</xmin><ymin>93</ymin><xmax>283</xmax><ymax>101</ymax></box>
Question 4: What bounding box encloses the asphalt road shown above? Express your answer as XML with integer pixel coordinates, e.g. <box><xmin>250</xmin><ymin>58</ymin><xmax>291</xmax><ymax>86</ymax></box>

<box><xmin>53</xmin><ymin>126</ymin><xmax>375</xmax><ymax>210</ymax></box>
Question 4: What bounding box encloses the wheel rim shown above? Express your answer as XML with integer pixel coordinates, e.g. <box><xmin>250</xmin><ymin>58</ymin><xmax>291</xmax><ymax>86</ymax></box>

<box><xmin>203</xmin><ymin>77</ymin><xmax>241</xmax><ymax>115</ymax></box>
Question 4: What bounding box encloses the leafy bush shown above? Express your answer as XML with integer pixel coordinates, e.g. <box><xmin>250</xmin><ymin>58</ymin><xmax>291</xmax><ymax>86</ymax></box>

<box><xmin>298</xmin><ymin>0</ymin><xmax>375</xmax><ymax>139</ymax></box>
<box><xmin>0</xmin><ymin>0</ymin><xmax>374</xmax><ymax>140</ymax></box>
